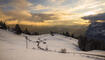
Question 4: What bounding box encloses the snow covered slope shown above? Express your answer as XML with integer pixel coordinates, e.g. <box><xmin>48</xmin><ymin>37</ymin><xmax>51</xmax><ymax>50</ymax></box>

<box><xmin>0</xmin><ymin>29</ymin><xmax>105</xmax><ymax>60</ymax></box>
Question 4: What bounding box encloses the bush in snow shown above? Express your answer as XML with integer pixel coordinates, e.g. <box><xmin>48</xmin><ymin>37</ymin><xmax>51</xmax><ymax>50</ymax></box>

<box><xmin>23</xmin><ymin>28</ymin><xmax>31</xmax><ymax>35</ymax></box>
<box><xmin>59</xmin><ymin>48</ymin><xmax>67</xmax><ymax>53</ymax></box>
<box><xmin>33</xmin><ymin>32</ymin><xmax>39</xmax><ymax>35</ymax></box>
<box><xmin>62</xmin><ymin>32</ymin><xmax>70</xmax><ymax>37</ymax></box>
<box><xmin>50</xmin><ymin>31</ymin><xmax>54</xmax><ymax>36</ymax></box>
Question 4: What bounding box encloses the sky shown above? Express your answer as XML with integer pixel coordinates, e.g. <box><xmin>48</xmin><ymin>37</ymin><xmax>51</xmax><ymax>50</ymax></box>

<box><xmin>0</xmin><ymin>0</ymin><xmax>105</xmax><ymax>26</ymax></box>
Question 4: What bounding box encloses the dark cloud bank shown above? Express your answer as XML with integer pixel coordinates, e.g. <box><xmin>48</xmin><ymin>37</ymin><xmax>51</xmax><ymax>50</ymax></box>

<box><xmin>82</xmin><ymin>12</ymin><xmax>105</xmax><ymax>22</ymax></box>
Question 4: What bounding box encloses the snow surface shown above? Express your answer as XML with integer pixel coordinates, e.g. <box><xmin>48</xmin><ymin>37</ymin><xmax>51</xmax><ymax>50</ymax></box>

<box><xmin>0</xmin><ymin>29</ymin><xmax>105</xmax><ymax>60</ymax></box>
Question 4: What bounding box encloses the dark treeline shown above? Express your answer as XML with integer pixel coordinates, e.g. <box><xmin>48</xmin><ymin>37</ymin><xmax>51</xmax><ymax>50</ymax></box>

<box><xmin>50</xmin><ymin>31</ymin><xmax>75</xmax><ymax>38</ymax></box>
<box><xmin>78</xmin><ymin>35</ymin><xmax>105</xmax><ymax>51</ymax></box>
<box><xmin>0</xmin><ymin>21</ymin><xmax>75</xmax><ymax>36</ymax></box>
<box><xmin>0</xmin><ymin>21</ymin><xmax>39</xmax><ymax>35</ymax></box>
<box><xmin>7</xmin><ymin>23</ymin><xmax>87</xmax><ymax>37</ymax></box>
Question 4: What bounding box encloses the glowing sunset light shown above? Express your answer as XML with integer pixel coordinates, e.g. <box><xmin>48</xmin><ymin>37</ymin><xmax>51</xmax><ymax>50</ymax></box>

<box><xmin>84</xmin><ymin>11</ymin><xmax>96</xmax><ymax>16</ymax></box>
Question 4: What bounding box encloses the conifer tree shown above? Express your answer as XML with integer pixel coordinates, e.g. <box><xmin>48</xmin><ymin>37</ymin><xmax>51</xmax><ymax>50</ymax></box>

<box><xmin>24</xmin><ymin>28</ymin><xmax>30</xmax><ymax>35</ymax></box>
<box><xmin>3</xmin><ymin>22</ymin><xmax>7</xmax><ymax>29</ymax></box>
<box><xmin>0</xmin><ymin>21</ymin><xmax>3</xmax><ymax>28</ymax></box>
<box><xmin>14</xmin><ymin>24</ymin><xmax>22</xmax><ymax>34</ymax></box>
<box><xmin>64</xmin><ymin>32</ymin><xmax>70</xmax><ymax>37</ymax></box>
<box><xmin>33</xmin><ymin>32</ymin><xmax>39</xmax><ymax>35</ymax></box>
<box><xmin>50</xmin><ymin>31</ymin><xmax>54</xmax><ymax>36</ymax></box>
<box><xmin>0</xmin><ymin>21</ymin><xmax>7</xmax><ymax>29</ymax></box>
<box><xmin>71</xmin><ymin>34</ymin><xmax>74</xmax><ymax>38</ymax></box>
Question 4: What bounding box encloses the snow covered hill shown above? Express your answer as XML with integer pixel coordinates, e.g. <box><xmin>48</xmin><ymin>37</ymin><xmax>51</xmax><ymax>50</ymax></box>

<box><xmin>0</xmin><ymin>29</ymin><xmax>105</xmax><ymax>60</ymax></box>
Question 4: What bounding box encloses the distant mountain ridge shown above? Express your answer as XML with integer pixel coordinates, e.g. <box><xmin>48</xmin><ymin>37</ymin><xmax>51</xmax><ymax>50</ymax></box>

<box><xmin>86</xmin><ymin>22</ymin><xmax>105</xmax><ymax>40</ymax></box>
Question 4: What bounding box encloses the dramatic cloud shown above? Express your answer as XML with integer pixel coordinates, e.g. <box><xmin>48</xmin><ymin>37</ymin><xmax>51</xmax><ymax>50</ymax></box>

<box><xmin>0</xmin><ymin>0</ymin><xmax>59</xmax><ymax>22</ymax></box>
<box><xmin>82</xmin><ymin>12</ymin><xmax>105</xmax><ymax>20</ymax></box>
<box><xmin>0</xmin><ymin>0</ymin><xmax>32</xmax><ymax>20</ymax></box>
<box><xmin>0</xmin><ymin>0</ymin><xmax>105</xmax><ymax>25</ymax></box>
<box><xmin>31</xmin><ymin>13</ymin><xmax>59</xmax><ymax>22</ymax></box>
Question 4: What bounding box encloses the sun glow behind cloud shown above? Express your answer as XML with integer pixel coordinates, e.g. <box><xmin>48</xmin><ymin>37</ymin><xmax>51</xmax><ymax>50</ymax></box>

<box><xmin>83</xmin><ymin>11</ymin><xmax>97</xmax><ymax>16</ymax></box>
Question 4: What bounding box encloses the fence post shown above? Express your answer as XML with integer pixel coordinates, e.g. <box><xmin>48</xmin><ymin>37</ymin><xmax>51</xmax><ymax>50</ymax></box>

<box><xmin>26</xmin><ymin>39</ymin><xmax>28</xmax><ymax>48</ymax></box>
<box><xmin>25</xmin><ymin>36</ymin><xmax>28</xmax><ymax>48</ymax></box>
